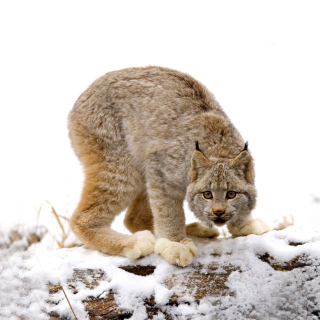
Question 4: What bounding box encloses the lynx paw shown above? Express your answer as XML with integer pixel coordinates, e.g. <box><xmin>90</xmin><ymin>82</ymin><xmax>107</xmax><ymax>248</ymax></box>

<box><xmin>228</xmin><ymin>218</ymin><xmax>272</xmax><ymax>236</ymax></box>
<box><xmin>154</xmin><ymin>238</ymin><xmax>198</xmax><ymax>267</ymax></box>
<box><xmin>123</xmin><ymin>230</ymin><xmax>156</xmax><ymax>260</ymax></box>
<box><xmin>186</xmin><ymin>222</ymin><xmax>219</xmax><ymax>238</ymax></box>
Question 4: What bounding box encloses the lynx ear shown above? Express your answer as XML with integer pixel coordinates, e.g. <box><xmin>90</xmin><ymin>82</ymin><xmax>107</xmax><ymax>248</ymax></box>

<box><xmin>190</xmin><ymin>142</ymin><xmax>211</xmax><ymax>182</ymax></box>
<box><xmin>230</xmin><ymin>147</ymin><xmax>254</xmax><ymax>184</ymax></box>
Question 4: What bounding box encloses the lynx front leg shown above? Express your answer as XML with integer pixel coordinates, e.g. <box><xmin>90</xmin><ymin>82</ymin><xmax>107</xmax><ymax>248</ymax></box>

<box><xmin>186</xmin><ymin>222</ymin><xmax>220</xmax><ymax>238</ymax></box>
<box><xmin>125</xmin><ymin>191</ymin><xmax>197</xmax><ymax>265</ymax></box>
<box><xmin>147</xmin><ymin>177</ymin><xmax>197</xmax><ymax>266</ymax></box>
<box><xmin>151</xmin><ymin>197</ymin><xmax>198</xmax><ymax>266</ymax></box>
<box><xmin>154</xmin><ymin>237</ymin><xmax>198</xmax><ymax>266</ymax></box>
<box><xmin>227</xmin><ymin>215</ymin><xmax>272</xmax><ymax>237</ymax></box>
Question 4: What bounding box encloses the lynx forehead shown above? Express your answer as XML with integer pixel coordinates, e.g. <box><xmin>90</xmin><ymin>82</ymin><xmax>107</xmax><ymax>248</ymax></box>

<box><xmin>211</xmin><ymin>161</ymin><xmax>228</xmax><ymax>184</ymax></box>
<box><xmin>68</xmin><ymin>66</ymin><xmax>271</xmax><ymax>267</ymax></box>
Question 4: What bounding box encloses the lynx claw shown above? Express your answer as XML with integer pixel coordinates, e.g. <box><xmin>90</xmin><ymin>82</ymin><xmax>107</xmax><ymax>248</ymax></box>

<box><xmin>186</xmin><ymin>222</ymin><xmax>220</xmax><ymax>238</ymax></box>
<box><xmin>228</xmin><ymin>218</ymin><xmax>272</xmax><ymax>237</ymax></box>
<box><xmin>124</xmin><ymin>230</ymin><xmax>156</xmax><ymax>260</ymax></box>
<box><xmin>155</xmin><ymin>238</ymin><xmax>198</xmax><ymax>267</ymax></box>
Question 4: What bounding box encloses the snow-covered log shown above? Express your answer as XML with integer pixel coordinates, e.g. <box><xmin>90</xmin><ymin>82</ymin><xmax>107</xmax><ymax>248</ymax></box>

<box><xmin>1</xmin><ymin>227</ymin><xmax>320</xmax><ymax>319</ymax></box>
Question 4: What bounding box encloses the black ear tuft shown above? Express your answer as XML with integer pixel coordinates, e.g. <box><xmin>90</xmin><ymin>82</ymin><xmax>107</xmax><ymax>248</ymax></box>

<box><xmin>242</xmin><ymin>141</ymin><xmax>249</xmax><ymax>152</ymax></box>
<box><xmin>195</xmin><ymin>141</ymin><xmax>208</xmax><ymax>158</ymax></box>
<box><xmin>195</xmin><ymin>141</ymin><xmax>201</xmax><ymax>151</ymax></box>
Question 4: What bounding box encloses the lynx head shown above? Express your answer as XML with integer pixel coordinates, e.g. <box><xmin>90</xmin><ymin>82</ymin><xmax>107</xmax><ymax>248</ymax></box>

<box><xmin>186</xmin><ymin>142</ymin><xmax>257</xmax><ymax>227</ymax></box>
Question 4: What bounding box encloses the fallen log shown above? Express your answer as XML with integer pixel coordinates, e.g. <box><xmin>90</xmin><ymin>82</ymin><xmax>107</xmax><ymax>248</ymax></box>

<box><xmin>47</xmin><ymin>229</ymin><xmax>320</xmax><ymax>320</ymax></box>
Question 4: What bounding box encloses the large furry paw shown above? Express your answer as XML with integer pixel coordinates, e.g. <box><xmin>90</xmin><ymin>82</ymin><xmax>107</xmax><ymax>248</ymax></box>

<box><xmin>228</xmin><ymin>218</ymin><xmax>272</xmax><ymax>237</ymax></box>
<box><xmin>123</xmin><ymin>230</ymin><xmax>156</xmax><ymax>260</ymax></box>
<box><xmin>154</xmin><ymin>238</ymin><xmax>198</xmax><ymax>267</ymax></box>
<box><xmin>186</xmin><ymin>222</ymin><xmax>219</xmax><ymax>238</ymax></box>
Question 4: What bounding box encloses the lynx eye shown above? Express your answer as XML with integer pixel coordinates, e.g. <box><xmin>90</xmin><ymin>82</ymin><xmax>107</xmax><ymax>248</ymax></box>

<box><xmin>203</xmin><ymin>191</ymin><xmax>213</xmax><ymax>199</ymax></box>
<box><xmin>226</xmin><ymin>191</ymin><xmax>237</xmax><ymax>199</ymax></box>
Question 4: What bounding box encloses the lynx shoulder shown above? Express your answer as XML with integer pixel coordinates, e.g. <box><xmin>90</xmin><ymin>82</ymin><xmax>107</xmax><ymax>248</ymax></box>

<box><xmin>68</xmin><ymin>66</ymin><xmax>271</xmax><ymax>266</ymax></box>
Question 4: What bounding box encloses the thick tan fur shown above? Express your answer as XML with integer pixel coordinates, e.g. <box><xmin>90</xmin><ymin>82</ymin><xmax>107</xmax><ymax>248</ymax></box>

<box><xmin>68</xmin><ymin>66</ymin><xmax>271</xmax><ymax>266</ymax></box>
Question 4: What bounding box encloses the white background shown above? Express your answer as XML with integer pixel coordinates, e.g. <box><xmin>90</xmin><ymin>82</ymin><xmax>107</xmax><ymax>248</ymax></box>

<box><xmin>1</xmin><ymin>0</ymin><xmax>320</xmax><ymax>228</ymax></box>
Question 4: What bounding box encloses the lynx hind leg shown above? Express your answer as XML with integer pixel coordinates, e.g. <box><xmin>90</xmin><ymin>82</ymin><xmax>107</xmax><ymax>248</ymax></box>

<box><xmin>69</xmin><ymin>125</ymin><xmax>155</xmax><ymax>260</ymax></box>
<box><xmin>124</xmin><ymin>191</ymin><xmax>154</xmax><ymax>234</ymax></box>
<box><xmin>186</xmin><ymin>222</ymin><xmax>220</xmax><ymax>238</ymax></box>
<box><xmin>122</xmin><ymin>230</ymin><xmax>156</xmax><ymax>260</ymax></box>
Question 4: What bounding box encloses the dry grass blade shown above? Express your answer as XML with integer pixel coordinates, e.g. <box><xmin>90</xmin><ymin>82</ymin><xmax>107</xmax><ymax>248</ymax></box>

<box><xmin>56</xmin><ymin>240</ymin><xmax>64</xmax><ymax>249</ymax></box>
<box><xmin>46</xmin><ymin>201</ymin><xmax>66</xmax><ymax>238</ymax></box>
<box><xmin>35</xmin><ymin>204</ymin><xmax>42</xmax><ymax>228</ymax></box>
<box><xmin>50</xmin><ymin>285</ymin><xmax>78</xmax><ymax>320</ymax></box>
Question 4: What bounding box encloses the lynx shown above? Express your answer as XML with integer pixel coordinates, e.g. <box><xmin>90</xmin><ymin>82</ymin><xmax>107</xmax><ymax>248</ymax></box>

<box><xmin>68</xmin><ymin>66</ymin><xmax>271</xmax><ymax>266</ymax></box>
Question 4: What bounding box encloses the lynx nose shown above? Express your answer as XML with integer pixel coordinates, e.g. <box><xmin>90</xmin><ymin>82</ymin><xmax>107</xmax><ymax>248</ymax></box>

<box><xmin>213</xmin><ymin>210</ymin><xmax>225</xmax><ymax>217</ymax></box>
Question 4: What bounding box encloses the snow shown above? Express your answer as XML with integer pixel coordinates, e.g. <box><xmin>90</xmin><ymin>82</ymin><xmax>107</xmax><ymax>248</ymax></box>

<box><xmin>1</xmin><ymin>225</ymin><xmax>320</xmax><ymax>319</ymax></box>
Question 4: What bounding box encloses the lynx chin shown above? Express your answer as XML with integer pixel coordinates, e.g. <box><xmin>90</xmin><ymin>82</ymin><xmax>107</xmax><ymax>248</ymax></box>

<box><xmin>68</xmin><ymin>66</ymin><xmax>271</xmax><ymax>266</ymax></box>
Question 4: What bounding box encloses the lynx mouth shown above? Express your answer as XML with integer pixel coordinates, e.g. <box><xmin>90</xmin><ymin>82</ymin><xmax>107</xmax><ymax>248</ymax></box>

<box><xmin>213</xmin><ymin>218</ymin><xmax>227</xmax><ymax>227</ymax></box>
